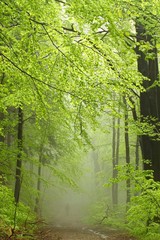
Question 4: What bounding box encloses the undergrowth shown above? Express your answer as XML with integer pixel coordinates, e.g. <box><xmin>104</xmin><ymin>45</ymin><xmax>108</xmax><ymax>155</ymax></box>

<box><xmin>88</xmin><ymin>166</ymin><xmax>160</xmax><ymax>240</ymax></box>
<box><xmin>0</xmin><ymin>185</ymin><xmax>36</xmax><ymax>239</ymax></box>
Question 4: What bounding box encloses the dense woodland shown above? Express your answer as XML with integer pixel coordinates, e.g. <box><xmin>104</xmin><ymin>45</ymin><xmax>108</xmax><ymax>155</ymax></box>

<box><xmin>0</xmin><ymin>0</ymin><xmax>160</xmax><ymax>239</ymax></box>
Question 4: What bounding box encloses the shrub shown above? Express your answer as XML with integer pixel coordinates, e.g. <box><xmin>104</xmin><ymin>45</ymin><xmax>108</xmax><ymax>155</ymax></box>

<box><xmin>0</xmin><ymin>185</ymin><xmax>35</xmax><ymax>238</ymax></box>
<box><xmin>127</xmin><ymin>177</ymin><xmax>160</xmax><ymax>238</ymax></box>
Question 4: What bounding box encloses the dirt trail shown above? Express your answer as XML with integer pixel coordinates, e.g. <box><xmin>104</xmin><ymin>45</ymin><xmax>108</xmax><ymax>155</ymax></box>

<box><xmin>36</xmin><ymin>226</ymin><xmax>136</xmax><ymax>240</ymax></box>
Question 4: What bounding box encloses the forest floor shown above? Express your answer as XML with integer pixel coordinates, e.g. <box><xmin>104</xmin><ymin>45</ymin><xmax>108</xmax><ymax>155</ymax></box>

<box><xmin>35</xmin><ymin>225</ymin><xmax>137</xmax><ymax>240</ymax></box>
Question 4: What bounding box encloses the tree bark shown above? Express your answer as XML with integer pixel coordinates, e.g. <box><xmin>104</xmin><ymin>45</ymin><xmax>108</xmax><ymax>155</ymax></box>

<box><xmin>136</xmin><ymin>22</ymin><xmax>160</xmax><ymax>181</ymax></box>
<box><xmin>135</xmin><ymin>136</ymin><xmax>140</xmax><ymax>171</ymax></box>
<box><xmin>123</xmin><ymin>97</ymin><xmax>131</xmax><ymax>204</ymax></box>
<box><xmin>14</xmin><ymin>107</ymin><xmax>23</xmax><ymax>204</ymax></box>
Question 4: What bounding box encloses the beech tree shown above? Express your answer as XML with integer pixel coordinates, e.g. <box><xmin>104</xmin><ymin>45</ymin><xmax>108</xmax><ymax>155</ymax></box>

<box><xmin>136</xmin><ymin>20</ymin><xmax>160</xmax><ymax>181</ymax></box>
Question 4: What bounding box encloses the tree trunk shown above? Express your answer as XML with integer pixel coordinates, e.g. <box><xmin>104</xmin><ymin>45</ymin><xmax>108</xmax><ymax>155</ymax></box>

<box><xmin>135</xmin><ymin>136</ymin><xmax>140</xmax><ymax>171</ymax></box>
<box><xmin>0</xmin><ymin>112</ymin><xmax>4</xmax><ymax>143</ymax></box>
<box><xmin>123</xmin><ymin>97</ymin><xmax>131</xmax><ymax>204</ymax></box>
<box><xmin>14</xmin><ymin>107</ymin><xmax>23</xmax><ymax>204</ymax></box>
<box><xmin>112</xmin><ymin>116</ymin><xmax>116</xmax><ymax>205</ymax></box>
<box><xmin>136</xmin><ymin>22</ymin><xmax>160</xmax><ymax>181</ymax></box>
<box><xmin>0</xmin><ymin>73</ymin><xmax>5</xmax><ymax>141</ymax></box>
<box><xmin>112</xmin><ymin>114</ymin><xmax>120</xmax><ymax>206</ymax></box>
<box><xmin>35</xmin><ymin>145</ymin><xmax>44</xmax><ymax>215</ymax></box>
<box><xmin>35</xmin><ymin>155</ymin><xmax>42</xmax><ymax>215</ymax></box>
<box><xmin>0</xmin><ymin>112</ymin><xmax>5</xmax><ymax>184</ymax></box>
<box><xmin>112</xmin><ymin>100</ymin><xmax>121</xmax><ymax>207</ymax></box>
<box><xmin>115</xmin><ymin>115</ymin><xmax>120</xmax><ymax>195</ymax></box>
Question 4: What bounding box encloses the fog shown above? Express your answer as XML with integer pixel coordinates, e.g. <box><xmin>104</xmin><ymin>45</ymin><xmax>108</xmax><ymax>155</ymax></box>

<box><xmin>40</xmin><ymin>127</ymin><xmax>127</xmax><ymax>227</ymax></box>
<box><xmin>41</xmin><ymin>154</ymin><xmax>98</xmax><ymax>227</ymax></box>
<box><xmin>44</xmin><ymin>190</ymin><xmax>92</xmax><ymax>226</ymax></box>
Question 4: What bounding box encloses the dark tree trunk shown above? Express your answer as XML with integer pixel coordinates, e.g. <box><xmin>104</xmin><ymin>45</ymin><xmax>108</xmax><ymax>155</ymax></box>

<box><xmin>135</xmin><ymin>136</ymin><xmax>140</xmax><ymax>171</ymax></box>
<box><xmin>123</xmin><ymin>97</ymin><xmax>131</xmax><ymax>204</ymax></box>
<box><xmin>136</xmin><ymin>22</ymin><xmax>160</xmax><ymax>181</ymax></box>
<box><xmin>14</xmin><ymin>107</ymin><xmax>23</xmax><ymax>204</ymax></box>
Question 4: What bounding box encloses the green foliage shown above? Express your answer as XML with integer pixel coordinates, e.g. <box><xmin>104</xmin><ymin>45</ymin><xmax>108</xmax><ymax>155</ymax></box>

<box><xmin>0</xmin><ymin>185</ymin><xmax>35</xmax><ymax>237</ymax></box>
<box><xmin>87</xmin><ymin>195</ymin><xmax>127</xmax><ymax>230</ymax></box>
<box><xmin>87</xmin><ymin>199</ymin><xmax>108</xmax><ymax>224</ymax></box>
<box><xmin>106</xmin><ymin>164</ymin><xmax>160</xmax><ymax>239</ymax></box>
<box><xmin>127</xmin><ymin>176</ymin><xmax>160</xmax><ymax>238</ymax></box>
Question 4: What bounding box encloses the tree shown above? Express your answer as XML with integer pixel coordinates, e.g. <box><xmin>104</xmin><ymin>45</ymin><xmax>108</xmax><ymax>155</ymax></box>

<box><xmin>112</xmin><ymin>101</ymin><xmax>120</xmax><ymax>206</ymax></box>
<box><xmin>136</xmin><ymin>19</ymin><xmax>160</xmax><ymax>181</ymax></box>
<box><xmin>14</xmin><ymin>107</ymin><xmax>23</xmax><ymax>204</ymax></box>
<box><xmin>123</xmin><ymin>97</ymin><xmax>131</xmax><ymax>204</ymax></box>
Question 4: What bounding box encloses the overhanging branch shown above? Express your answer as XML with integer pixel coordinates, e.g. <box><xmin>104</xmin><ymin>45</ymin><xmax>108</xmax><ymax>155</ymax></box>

<box><xmin>0</xmin><ymin>52</ymin><xmax>83</xmax><ymax>100</ymax></box>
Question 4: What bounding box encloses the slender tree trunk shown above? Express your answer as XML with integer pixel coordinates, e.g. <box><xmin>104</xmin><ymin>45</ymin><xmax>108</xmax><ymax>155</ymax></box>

<box><xmin>112</xmin><ymin>116</ymin><xmax>116</xmax><ymax>205</ymax></box>
<box><xmin>136</xmin><ymin>22</ymin><xmax>160</xmax><ymax>181</ymax></box>
<box><xmin>0</xmin><ymin>112</ymin><xmax>4</xmax><ymax>143</ymax></box>
<box><xmin>134</xmin><ymin>136</ymin><xmax>140</xmax><ymax>197</ymax></box>
<box><xmin>0</xmin><ymin>71</ymin><xmax>5</xmax><ymax>142</ymax></box>
<box><xmin>0</xmin><ymin>112</ymin><xmax>5</xmax><ymax>184</ymax></box>
<box><xmin>115</xmin><ymin>115</ymin><xmax>120</xmax><ymax>196</ymax></box>
<box><xmin>135</xmin><ymin>136</ymin><xmax>140</xmax><ymax>171</ymax></box>
<box><xmin>35</xmin><ymin>146</ymin><xmax>43</xmax><ymax>215</ymax></box>
<box><xmin>123</xmin><ymin>97</ymin><xmax>131</xmax><ymax>204</ymax></box>
<box><xmin>14</xmin><ymin>107</ymin><xmax>23</xmax><ymax>204</ymax></box>
<box><xmin>35</xmin><ymin>156</ymin><xmax>42</xmax><ymax>215</ymax></box>
<box><xmin>112</xmin><ymin>111</ymin><xmax>120</xmax><ymax>206</ymax></box>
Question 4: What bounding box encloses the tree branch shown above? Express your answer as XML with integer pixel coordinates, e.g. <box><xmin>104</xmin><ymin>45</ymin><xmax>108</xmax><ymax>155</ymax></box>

<box><xmin>0</xmin><ymin>52</ymin><xmax>83</xmax><ymax>100</ymax></box>
<box><xmin>42</xmin><ymin>24</ymin><xmax>90</xmax><ymax>79</ymax></box>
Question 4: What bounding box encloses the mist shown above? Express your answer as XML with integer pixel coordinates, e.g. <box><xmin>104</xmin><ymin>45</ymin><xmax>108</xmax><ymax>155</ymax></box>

<box><xmin>39</xmin><ymin>124</ymin><xmax>127</xmax><ymax>228</ymax></box>
<box><xmin>41</xmin><ymin>153</ymin><xmax>98</xmax><ymax>227</ymax></box>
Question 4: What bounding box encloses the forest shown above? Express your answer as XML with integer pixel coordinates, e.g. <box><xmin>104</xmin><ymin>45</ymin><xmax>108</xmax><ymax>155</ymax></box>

<box><xmin>0</xmin><ymin>0</ymin><xmax>160</xmax><ymax>239</ymax></box>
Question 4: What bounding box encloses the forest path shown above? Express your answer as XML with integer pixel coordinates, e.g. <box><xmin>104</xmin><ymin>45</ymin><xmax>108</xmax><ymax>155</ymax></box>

<box><xmin>35</xmin><ymin>226</ymin><xmax>136</xmax><ymax>240</ymax></box>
